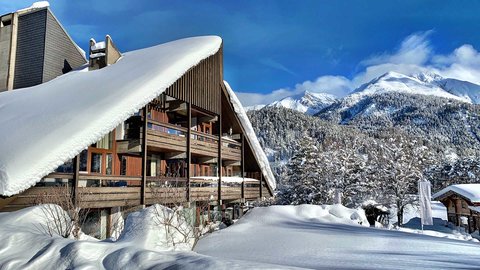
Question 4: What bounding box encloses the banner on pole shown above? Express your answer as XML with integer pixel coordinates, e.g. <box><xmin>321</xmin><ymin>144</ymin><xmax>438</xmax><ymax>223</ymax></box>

<box><xmin>418</xmin><ymin>180</ymin><xmax>433</xmax><ymax>226</ymax></box>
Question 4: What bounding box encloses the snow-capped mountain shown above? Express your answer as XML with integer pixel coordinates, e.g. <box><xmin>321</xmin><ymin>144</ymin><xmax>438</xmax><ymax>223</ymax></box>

<box><xmin>246</xmin><ymin>90</ymin><xmax>337</xmax><ymax>115</ymax></box>
<box><xmin>350</xmin><ymin>71</ymin><xmax>471</xmax><ymax>103</ymax></box>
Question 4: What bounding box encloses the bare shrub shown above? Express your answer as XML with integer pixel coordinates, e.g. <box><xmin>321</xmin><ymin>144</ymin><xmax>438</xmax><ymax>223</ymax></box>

<box><xmin>148</xmin><ymin>182</ymin><xmax>212</xmax><ymax>249</ymax></box>
<box><xmin>34</xmin><ymin>186</ymin><xmax>89</xmax><ymax>239</ymax></box>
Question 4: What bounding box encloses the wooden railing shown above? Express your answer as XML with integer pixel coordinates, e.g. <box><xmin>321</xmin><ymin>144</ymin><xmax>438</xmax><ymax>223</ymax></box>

<box><xmin>222</xmin><ymin>139</ymin><xmax>241</xmax><ymax>161</ymax></box>
<box><xmin>0</xmin><ymin>173</ymin><xmax>263</xmax><ymax>211</ymax></box>
<box><xmin>146</xmin><ymin>120</ymin><xmax>241</xmax><ymax>160</ymax></box>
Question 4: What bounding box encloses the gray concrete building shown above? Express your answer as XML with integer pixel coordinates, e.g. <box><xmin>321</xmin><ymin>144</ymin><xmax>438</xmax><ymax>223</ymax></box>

<box><xmin>0</xmin><ymin>5</ymin><xmax>86</xmax><ymax>91</ymax></box>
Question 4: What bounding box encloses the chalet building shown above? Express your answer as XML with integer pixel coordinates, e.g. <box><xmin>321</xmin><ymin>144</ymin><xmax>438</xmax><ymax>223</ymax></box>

<box><xmin>0</xmin><ymin>7</ymin><xmax>275</xmax><ymax>238</ymax></box>
<box><xmin>433</xmin><ymin>184</ymin><xmax>480</xmax><ymax>233</ymax></box>
<box><xmin>0</xmin><ymin>3</ymin><xmax>86</xmax><ymax>91</ymax></box>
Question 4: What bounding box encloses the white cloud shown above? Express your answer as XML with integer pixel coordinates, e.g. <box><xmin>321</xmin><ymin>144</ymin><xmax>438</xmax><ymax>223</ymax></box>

<box><xmin>362</xmin><ymin>30</ymin><xmax>433</xmax><ymax>66</ymax></box>
<box><xmin>238</xmin><ymin>30</ymin><xmax>480</xmax><ymax>106</ymax></box>
<box><xmin>237</xmin><ymin>75</ymin><xmax>351</xmax><ymax>106</ymax></box>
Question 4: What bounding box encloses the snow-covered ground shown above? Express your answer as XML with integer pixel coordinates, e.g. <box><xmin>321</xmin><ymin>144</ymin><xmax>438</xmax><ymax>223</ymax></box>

<box><xmin>1</xmin><ymin>203</ymin><xmax>480</xmax><ymax>269</ymax></box>
<box><xmin>0</xmin><ymin>205</ymin><xmax>292</xmax><ymax>269</ymax></box>
<box><xmin>196</xmin><ymin>204</ymin><xmax>480</xmax><ymax>269</ymax></box>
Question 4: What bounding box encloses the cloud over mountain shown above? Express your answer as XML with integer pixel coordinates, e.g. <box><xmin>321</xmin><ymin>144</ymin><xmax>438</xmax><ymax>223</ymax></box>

<box><xmin>238</xmin><ymin>31</ymin><xmax>480</xmax><ymax>107</ymax></box>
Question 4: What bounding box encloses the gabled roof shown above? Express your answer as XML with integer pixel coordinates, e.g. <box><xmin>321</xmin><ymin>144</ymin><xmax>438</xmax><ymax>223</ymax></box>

<box><xmin>223</xmin><ymin>81</ymin><xmax>276</xmax><ymax>191</ymax></box>
<box><xmin>432</xmin><ymin>184</ymin><xmax>480</xmax><ymax>203</ymax></box>
<box><xmin>0</xmin><ymin>36</ymin><xmax>222</xmax><ymax>196</ymax></box>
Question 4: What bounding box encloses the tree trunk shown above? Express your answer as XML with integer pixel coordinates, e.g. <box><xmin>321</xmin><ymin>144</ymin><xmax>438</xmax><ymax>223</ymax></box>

<box><xmin>397</xmin><ymin>202</ymin><xmax>403</xmax><ymax>226</ymax></box>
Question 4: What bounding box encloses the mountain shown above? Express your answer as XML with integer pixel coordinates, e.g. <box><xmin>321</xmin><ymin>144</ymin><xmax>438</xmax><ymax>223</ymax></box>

<box><xmin>350</xmin><ymin>71</ymin><xmax>471</xmax><ymax>103</ymax></box>
<box><xmin>247</xmin><ymin>71</ymin><xmax>480</xmax><ymax>182</ymax></box>
<box><xmin>246</xmin><ymin>90</ymin><xmax>337</xmax><ymax>115</ymax></box>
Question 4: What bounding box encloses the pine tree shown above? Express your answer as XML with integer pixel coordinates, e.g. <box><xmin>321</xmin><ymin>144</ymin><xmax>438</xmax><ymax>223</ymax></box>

<box><xmin>278</xmin><ymin>135</ymin><xmax>326</xmax><ymax>205</ymax></box>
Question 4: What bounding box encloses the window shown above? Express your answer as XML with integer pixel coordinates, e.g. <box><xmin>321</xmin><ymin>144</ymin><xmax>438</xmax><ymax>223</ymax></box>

<box><xmin>79</xmin><ymin>150</ymin><xmax>88</xmax><ymax>172</ymax></box>
<box><xmin>106</xmin><ymin>154</ymin><xmax>113</xmax><ymax>175</ymax></box>
<box><xmin>96</xmin><ymin>132</ymin><xmax>113</xmax><ymax>149</ymax></box>
<box><xmin>1</xmin><ymin>19</ymin><xmax>11</xmax><ymax>27</ymax></box>
<box><xmin>91</xmin><ymin>153</ymin><xmax>102</xmax><ymax>173</ymax></box>
<box><xmin>120</xmin><ymin>156</ymin><xmax>127</xmax><ymax>176</ymax></box>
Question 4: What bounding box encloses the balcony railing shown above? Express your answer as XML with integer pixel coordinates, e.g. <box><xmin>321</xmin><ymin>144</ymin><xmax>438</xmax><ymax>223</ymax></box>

<box><xmin>0</xmin><ymin>174</ymin><xmax>262</xmax><ymax>211</ymax></box>
<box><xmin>145</xmin><ymin>120</ymin><xmax>241</xmax><ymax>160</ymax></box>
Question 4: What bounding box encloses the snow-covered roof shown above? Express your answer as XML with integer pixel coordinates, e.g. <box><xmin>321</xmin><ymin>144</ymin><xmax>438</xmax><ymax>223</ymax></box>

<box><xmin>433</xmin><ymin>184</ymin><xmax>480</xmax><ymax>203</ymax></box>
<box><xmin>17</xmin><ymin>1</ymin><xmax>50</xmax><ymax>13</ymax></box>
<box><xmin>0</xmin><ymin>36</ymin><xmax>222</xmax><ymax>196</ymax></box>
<box><xmin>91</xmin><ymin>41</ymin><xmax>106</xmax><ymax>51</ymax></box>
<box><xmin>468</xmin><ymin>205</ymin><xmax>480</xmax><ymax>213</ymax></box>
<box><xmin>223</xmin><ymin>81</ymin><xmax>276</xmax><ymax>191</ymax></box>
<box><xmin>90</xmin><ymin>52</ymin><xmax>105</xmax><ymax>59</ymax></box>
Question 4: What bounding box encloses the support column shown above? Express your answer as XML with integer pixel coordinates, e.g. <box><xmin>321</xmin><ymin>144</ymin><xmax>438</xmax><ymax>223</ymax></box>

<box><xmin>186</xmin><ymin>102</ymin><xmax>191</xmax><ymax>202</ymax></box>
<box><xmin>217</xmin><ymin>113</ymin><xmax>222</xmax><ymax>208</ymax></box>
<box><xmin>72</xmin><ymin>154</ymin><xmax>80</xmax><ymax>208</ymax></box>
<box><xmin>241</xmin><ymin>134</ymin><xmax>245</xmax><ymax>201</ymax></box>
<box><xmin>141</xmin><ymin>106</ymin><xmax>148</xmax><ymax>206</ymax></box>
<box><xmin>259</xmin><ymin>173</ymin><xmax>263</xmax><ymax>198</ymax></box>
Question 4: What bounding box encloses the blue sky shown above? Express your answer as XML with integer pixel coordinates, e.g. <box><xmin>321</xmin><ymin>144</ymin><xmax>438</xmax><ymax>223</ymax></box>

<box><xmin>3</xmin><ymin>1</ymin><xmax>480</xmax><ymax>105</ymax></box>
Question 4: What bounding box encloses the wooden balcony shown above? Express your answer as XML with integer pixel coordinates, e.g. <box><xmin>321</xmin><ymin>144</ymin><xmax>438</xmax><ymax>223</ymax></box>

<box><xmin>118</xmin><ymin>120</ymin><xmax>242</xmax><ymax>161</ymax></box>
<box><xmin>0</xmin><ymin>174</ymin><xmax>262</xmax><ymax>211</ymax></box>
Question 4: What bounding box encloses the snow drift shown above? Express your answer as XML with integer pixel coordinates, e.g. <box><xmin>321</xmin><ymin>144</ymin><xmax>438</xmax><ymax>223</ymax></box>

<box><xmin>196</xmin><ymin>204</ymin><xmax>480</xmax><ymax>269</ymax></box>
<box><xmin>0</xmin><ymin>205</ymin><xmax>290</xmax><ymax>269</ymax></box>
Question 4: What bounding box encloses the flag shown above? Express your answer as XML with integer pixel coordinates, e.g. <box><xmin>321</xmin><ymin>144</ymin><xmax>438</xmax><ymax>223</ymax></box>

<box><xmin>418</xmin><ymin>180</ymin><xmax>433</xmax><ymax>226</ymax></box>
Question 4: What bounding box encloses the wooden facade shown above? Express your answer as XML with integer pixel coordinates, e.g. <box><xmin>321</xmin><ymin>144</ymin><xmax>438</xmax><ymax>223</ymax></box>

<box><xmin>435</xmin><ymin>190</ymin><xmax>480</xmax><ymax>233</ymax></box>
<box><xmin>0</xmin><ymin>42</ymin><xmax>274</xmax><ymax>231</ymax></box>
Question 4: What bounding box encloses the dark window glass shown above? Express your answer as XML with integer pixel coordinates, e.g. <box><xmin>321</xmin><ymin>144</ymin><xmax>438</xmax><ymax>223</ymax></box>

<box><xmin>91</xmin><ymin>153</ymin><xmax>102</xmax><ymax>173</ymax></box>
<box><xmin>106</xmin><ymin>154</ymin><xmax>113</xmax><ymax>175</ymax></box>
<box><xmin>120</xmin><ymin>156</ymin><xmax>127</xmax><ymax>176</ymax></box>
<box><xmin>80</xmin><ymin>150</ymin><xmax>88</xmax><ymax>172</ymax></box>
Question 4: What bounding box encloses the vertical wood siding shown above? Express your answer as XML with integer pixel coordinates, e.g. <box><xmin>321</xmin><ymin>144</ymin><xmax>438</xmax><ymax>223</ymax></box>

<box><xmin>13</xmin><ymin>9</ymin><xmax>46</xmax><ymax>89</ymax></box>
<box><xmin>43</xmin><ymin>10</ymin><xmax>86</xmax><ymax>83</ymax></box>
<box><xmin>165</xmin><ymin>45</ymin><xmax>223</xmax><ymax>114</ymax></box>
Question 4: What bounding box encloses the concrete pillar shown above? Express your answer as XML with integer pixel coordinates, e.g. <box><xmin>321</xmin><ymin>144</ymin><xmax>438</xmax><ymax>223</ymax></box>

<box><xmin>100</xmin><ymin>209</ymin><xmax>108</xmax><ymax>240</ymax></box>
<box><xmin>108</xmin><ymin>207</ymin><xmax>123</xmax><ymax>239</ymax></box>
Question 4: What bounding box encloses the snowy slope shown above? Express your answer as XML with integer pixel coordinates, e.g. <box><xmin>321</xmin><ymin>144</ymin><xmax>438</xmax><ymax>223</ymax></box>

<box><xmin>269</xmin><ymin>91</ymin><xmax>337</xmax><ymax>115</ymax></box>
<box><xmin>196</xmin><ymin>204</ymin><xmax>480</xmax><ymax>269</ymax></box>
<box><xmin>0</xmin><ymin>36</ymin><xmax>222</xmax><ymax>196</ymax></box>
<box><xmin>246</xmin><ymin>91</ymin><xmax>337</xmax><ymax>115</ymax></box>
<box><xmin>351</xmin><ymin>71</ymin><xmax>470</xmax><ymax>103</ymax></box>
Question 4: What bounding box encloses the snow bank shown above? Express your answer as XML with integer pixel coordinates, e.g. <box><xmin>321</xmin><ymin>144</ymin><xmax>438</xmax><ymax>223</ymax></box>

<box><xmin>433</xmin><ymin>184</ymin><xmax>480</xmax><ymax>203</ymax></box>
<box><xmin>0</xmin><ymin>205</ymin><xmax>290</xmax><ymax>269</ymax></box>
<box><xmin>196</xmin><ymin>204</ymin><xmax>480</xmax><ymax>269</ymax></box>
<box><xmin>0</xmin><ymin>36</ymin><xmax>222</xmax><ymax>196</ymax></box>
<box><xmin>223</xmin><ymin>81</ymin><xmax>276</xmax><ymax>190</ymax></box>
<box><xmin>119</xmin><ymin>204</ymin><xmax>194</xmax><ymax>251</ymax></box>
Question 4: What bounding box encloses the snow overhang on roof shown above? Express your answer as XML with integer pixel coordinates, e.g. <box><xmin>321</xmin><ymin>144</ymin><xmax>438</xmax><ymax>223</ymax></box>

<box><xmin>0</xmin><ymin>36</ymin><xmax>222</xmax><ymax>196</ymax></box>
<box><xmin>223</xmin><ymin>81</ymin><xmax>277</xmax><ymax>191</ymax></box>
<box><xmin>432</xmin><ymin>184</ymin><xmax>480</xmax><ymax>203</ymax></box>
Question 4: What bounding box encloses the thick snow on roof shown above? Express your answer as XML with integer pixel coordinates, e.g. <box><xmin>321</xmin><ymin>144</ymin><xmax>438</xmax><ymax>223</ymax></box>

<box><xmin>0</xmin><ymin>36</ymin><xmax>222</xmax><ymax>196</ymax></box>
<box><xmin>433</xmin><ymin>184</ymin><xmax>480</xmax><ymax>203</ymax></box>
<box><xmin>17</xmin><ymin>1</ymin><xmax>50</xmax><ymax>13</ymax></box>
<box><xmin>223</xmin><ymin>81</ymin><xmax>276</xmax><ymax>191</ymax></box>
<box><xmin>91</xmin><ymin>41</ymin><xmax>106</xmax><ymax>51</ymax></box>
